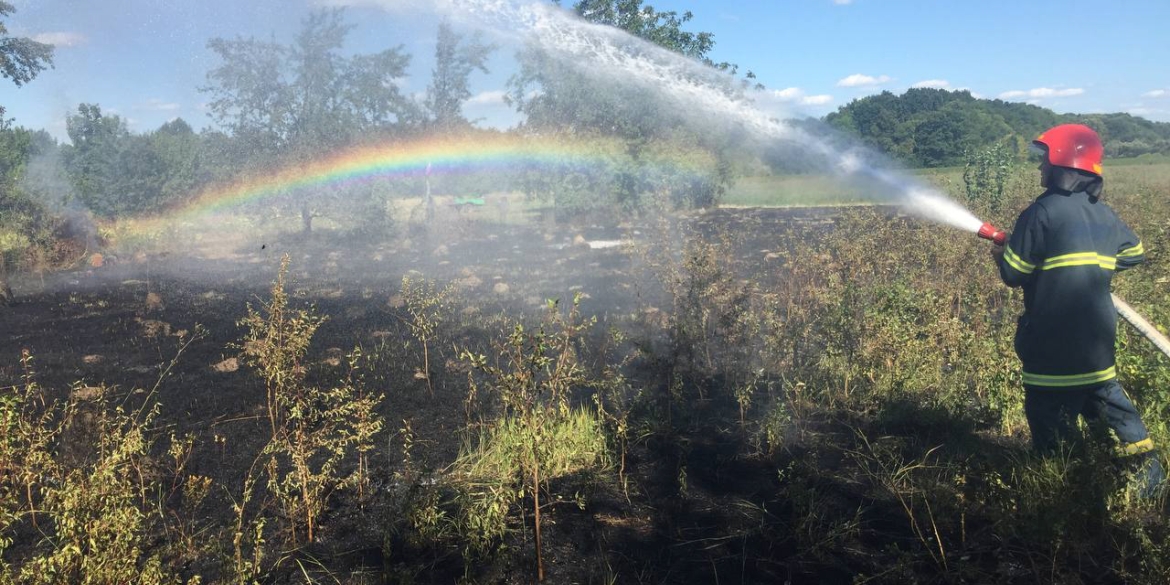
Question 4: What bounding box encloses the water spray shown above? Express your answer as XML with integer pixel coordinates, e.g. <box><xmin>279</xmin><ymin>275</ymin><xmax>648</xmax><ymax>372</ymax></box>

<box><xmin>425</xmin><ymin>0</ymin><xmax>992</xmax><ymax>232</ymax></box>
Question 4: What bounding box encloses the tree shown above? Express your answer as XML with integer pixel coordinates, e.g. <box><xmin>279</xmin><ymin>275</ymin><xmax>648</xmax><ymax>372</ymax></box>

<box><xmin>19</xmin><ymin>127</ymin><xmax>69</xmax><ymax>209</ymax></box>
<box><xmin>107</xmin><ymin>134</ymin><xmax>168</xmax><ymax>214</ymax></box>
<box><xmin>0</xmin><ymin>1</ymin><xmax>52</xmax><ymax>300</ymax></box>
<box><xmin>202</xmin><ymin>36</ymin><xmax>289</xmax><ymax>159</ymax></box>
<box><xmin>827</xmin><ymin>91</ymin><xmax>903</xmax><ymax>155</ymax></box>
<box><xmin>0</xmin><ymin>110</ymin><xmax>53</xmax><ymax>302</ymax></box>
<box><xmin>203</xmin><ymin>8</ymin><xmax>417</xmax><ymax>155</ymax></box>
<box><xmin>512</xmin><ymin>0</ymin><xmax>731</xmax><ymax>137</ymax></box>
<box><xmin>149</xmin><ymin>119</ymin><xmax>203</xmax><ymax>209</ymax></box>
<box><xmin>508</xmin><ymin>1</ymin><xmax>749</xmax><ymax>212</ymax></box>
<box><xmin>911</xmin><ymin>109</ymin><xmax>970</xmax><ymax>167</ymax></box>
<box><xmin>827</xmin><ymin>89</ymin><xmax>1040</xmax><ymax>166</ymax></box>
<box><xmin>0</xmin><ymin>1</ymin><xmax>53</xmax><ymax>87</ymax></box>
<box><xmin>571</xmin><ymin>0</ymin><xmax>717</xmax><ymax>63</ymax></box>
<box><xmin>425</xmin><ymin>21</ymin><xmax>494</xmax><ymax>131</ymax></box>
<box><xmin>825</xmin><ymin>87</ymin><xmax>1170</xmax><ymax>166</ymax></box>
<box><xmin>62</xmin><ymin>104</ymin><xmax>130</xmax><ymax>216</ymax></box>
<box><xmin>60</xmin><ymin>106</ymin><xmax>206</xmax><ymax>216</ymax></box>
<box><xmin>202</xmin><ymin>8</ymin><xmax>416</xmax><ymax>234</ymax></box>
<box><xmin>0</xmin><ymin>108</ymin><xmax>31</xmax><ymax>185</ymax></box>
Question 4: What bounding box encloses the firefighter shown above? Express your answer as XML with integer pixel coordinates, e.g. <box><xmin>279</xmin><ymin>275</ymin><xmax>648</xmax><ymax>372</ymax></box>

<box><xmin>992</xmin><ymin>123</ymin><xmax>1164</xmax><ymax>496</ymax></box>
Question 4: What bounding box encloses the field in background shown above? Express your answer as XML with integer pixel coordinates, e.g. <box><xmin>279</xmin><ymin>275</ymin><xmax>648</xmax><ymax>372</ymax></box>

<box><xmin>725</xmin><ymin>157</ymin><xmax>1170</xmax><ymax>209</ymax></box>
<box><xmin>721</xmin><ymin>174</ymin><xmax>869</xmax><ymax>207</ymax></box>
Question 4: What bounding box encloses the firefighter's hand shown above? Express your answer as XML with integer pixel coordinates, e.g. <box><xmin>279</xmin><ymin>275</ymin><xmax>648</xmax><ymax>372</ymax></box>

<box><xmin>990</xmin><ymin>244</ymin><xmax>1005</xmax><ymax>260</ymax></box>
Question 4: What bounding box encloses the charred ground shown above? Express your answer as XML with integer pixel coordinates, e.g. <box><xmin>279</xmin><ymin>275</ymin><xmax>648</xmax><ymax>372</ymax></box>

<box><xmin>2</xmin><ymin>199</ymin><xmax>1169</xmax><ymax>584</ymax></box>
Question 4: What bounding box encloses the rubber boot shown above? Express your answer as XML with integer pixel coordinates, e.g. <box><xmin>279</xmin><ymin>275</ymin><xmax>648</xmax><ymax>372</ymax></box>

<box><xmin>1129</xmin><ymin>451</ymin><xmax>1166</xmax><ymax>500</ymax></box>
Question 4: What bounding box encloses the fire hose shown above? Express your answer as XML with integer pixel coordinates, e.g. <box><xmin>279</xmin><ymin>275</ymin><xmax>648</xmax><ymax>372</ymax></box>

<box><xmin>978</xmin><ymin>221</ymin><xmax>1170</xmax><ymax>360</ymax></box>
<box><xmin>1113</xmin><ymin>294</ymin><xmax>1170</xmax><ymax>361</ymax></box>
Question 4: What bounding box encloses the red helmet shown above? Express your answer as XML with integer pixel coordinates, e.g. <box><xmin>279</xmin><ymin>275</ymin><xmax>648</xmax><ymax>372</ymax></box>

<box><xmin>1033</xmin><ymin>124</ymin><xmax>1103</xmax><ymax>175</ymax></box>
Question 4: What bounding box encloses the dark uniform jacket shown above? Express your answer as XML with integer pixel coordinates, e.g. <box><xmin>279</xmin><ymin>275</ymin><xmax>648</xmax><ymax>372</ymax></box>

<box><xmin>998</xmin><ymin>186</ymin><xmax>1144</xmax><ymax>388</ymax></box>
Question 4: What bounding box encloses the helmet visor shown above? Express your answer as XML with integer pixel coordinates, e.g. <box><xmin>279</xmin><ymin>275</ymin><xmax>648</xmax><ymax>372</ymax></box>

<box><xmin>1028</xmin><ymin>142</ymin><xmax>1049</xmax><ymax>162</ymax></box>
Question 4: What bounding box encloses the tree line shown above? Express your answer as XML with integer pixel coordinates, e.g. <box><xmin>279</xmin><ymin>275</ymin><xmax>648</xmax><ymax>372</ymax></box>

<box><xmin>1</xmin><ymin>2</ymin><xmax>745</xmax><ymax>224</ymax></box>
<box><xmin>825</xmin><ymin>87</ymin><xmax>1170</xmax><ymax>168</ymax></box>
<box><xmin>3</xmin><ymin>8</ymin><xmax>491</xmax><ymax>220</ymax></box>
<box><xmin>1</xmin><ymin>0</ymin><xmax>754</xmax><ymax>295</ymax></box>
<box><xmin>5</xmin><ymin>0</ymin><xmax>1170</xmax><ymax>257</ymax></box>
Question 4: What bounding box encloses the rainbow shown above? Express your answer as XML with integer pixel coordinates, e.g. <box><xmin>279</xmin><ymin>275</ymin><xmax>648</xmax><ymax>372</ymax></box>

<box><xmin>149</xmin><ymin>133</ymin><xmax>716</xmax><ymax>225</ymax></box>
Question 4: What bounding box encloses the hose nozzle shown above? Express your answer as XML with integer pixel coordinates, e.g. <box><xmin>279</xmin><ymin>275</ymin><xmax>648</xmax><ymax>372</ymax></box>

<box><xmin>978</xmin><ymin>222</ymin><xmax>1007</xmax><ymax>246</ymax></box>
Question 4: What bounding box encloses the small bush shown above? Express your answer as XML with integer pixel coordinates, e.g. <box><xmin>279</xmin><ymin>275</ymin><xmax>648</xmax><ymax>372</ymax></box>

<box><xmin>447</xmin><ymin>407</ymin><xmax>608</xmax><ymax>556</ymax></box>
<box><xmin>236</xmin><ymin>255</ymin><xmax>384</xmax><ymax>548</ymax></box>
<box><xmin>455</xmin><ymin>295</ymin><xmax>604</xmax><ymax>579</ymax></box>
<box><xmin>0</xmin><ymin>352</ymin><xmax>180</xmax><ymax>584</ymax></box>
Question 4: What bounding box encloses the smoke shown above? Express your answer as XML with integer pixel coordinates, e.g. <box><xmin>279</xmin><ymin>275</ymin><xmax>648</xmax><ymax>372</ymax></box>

<box><xmin>406</xmin><ymin>0</ymin><xmax>984</xmax><ymax>232</ymax></box>
<box><xmin>21</xmin><ymin>145</ymin><xmax>75</xmax><ymax>211</ymax></box>
<box><xmin>19</xmin><ymin>146</ymin><xmax>105</xmax><ymax>251</ymax></box>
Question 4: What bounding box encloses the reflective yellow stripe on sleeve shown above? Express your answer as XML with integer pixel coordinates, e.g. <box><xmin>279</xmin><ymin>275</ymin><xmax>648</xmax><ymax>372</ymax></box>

<box><xmin>1118</xmin><ymin>242</ymin><xmax>1145</xmax><ymax>258</ymax></box>
<box><xmin>1022</xmin><ymin>366</ymin><xmax>1117</xmax><ymax>387</ymax></box>
<box><xmin>1039</xmin><ymin>252</ymin><xmax>1117</xmax><ymax>271</ymax></box>
<box><xmin>1003</xmin><ymin>245</ymin><xmax>1035</xmax><ymax>274</ymax></box>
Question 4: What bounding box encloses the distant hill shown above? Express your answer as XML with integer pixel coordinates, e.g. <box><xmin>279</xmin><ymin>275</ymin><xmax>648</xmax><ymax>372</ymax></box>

<box><xmin>822</xmin><ymin>88</ymin><xmax>1170</xmax><ymax>168</ymax></box>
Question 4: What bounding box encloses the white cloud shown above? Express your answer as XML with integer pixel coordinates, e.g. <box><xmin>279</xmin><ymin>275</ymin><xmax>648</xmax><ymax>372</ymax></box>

<box><xmin>911</xmin><ymin>79</ymin><xmax>950</xmax><ymax>89</ymax></box>
<box><xmin>837</xmin><ymin>74</ymin><xmax>891</xmax><ymax>87</ymax></box>
<box><xmin>1143</xmin><ymin>89</ymin><xmax>1168</xmax><ymax>98</ymax></box>
<box><xmin>31</xmin><ymin>32</ymin><xmax>87</xmax><ymax>47</ymax></box>
<box><xmin>801</xmin><ymin>94</ymin><xmax>834</xmax><ymax>105</ymax></box>
<box><xmin>462</xmin><ymin>88</ymin><xmax>527</xmax><ymax>130</ymax></box>
<box><xmin>466</xmin><ymin>90</ymin><xmax>508</xmax><ymax>106</ymax></box>
<box><xmin>998</xmin><ymin>87</ymin><xmax>1084</xmax><ymax>100</ymax></box>
<box><xmin>137</xmin><ymin>99</ymin><xmax>181</xmax><ymax>112</ymax></box>
<box><xmin>768</xmin><ymin>87</ymin><xmax>833</xmax><ymax>106</ymax></box>
<box><xmin>833</xmin><ymin>0</ymin><xmax>854</xmax><ymax>4</ymax></box>
<box><xmin>771</xmin><ymin>87</ymin><xmax>803</xmax><ymax>101</ymax></box>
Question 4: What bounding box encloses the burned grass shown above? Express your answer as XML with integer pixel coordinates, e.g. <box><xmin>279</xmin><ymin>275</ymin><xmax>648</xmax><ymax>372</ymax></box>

<box><xmin>1</xmin><ymin>199</ymin><xmax>1169</xmax><ymax>584</ymax></box>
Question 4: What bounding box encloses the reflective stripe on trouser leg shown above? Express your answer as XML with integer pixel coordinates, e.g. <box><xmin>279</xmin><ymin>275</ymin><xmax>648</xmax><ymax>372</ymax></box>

<box><xmin>1124</xmin><ymin>438</ymin><xmax>1155</xmax><ymax>456</ymax></box>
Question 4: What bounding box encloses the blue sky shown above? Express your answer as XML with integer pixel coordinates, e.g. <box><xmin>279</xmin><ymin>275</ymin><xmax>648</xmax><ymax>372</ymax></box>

<box><xmin>3</xmin><ymin>0</ymin><xmax>1169</xmax><ymax>143</ymax></box>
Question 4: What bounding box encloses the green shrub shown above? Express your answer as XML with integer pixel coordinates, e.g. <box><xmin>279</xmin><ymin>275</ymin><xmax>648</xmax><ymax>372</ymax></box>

<box><xmin>455</xmin><ymin>295</ymin><xmax>605</xmax><ymax>579</ymax></box>
<box><xmin>447</xmin><ymin>408</ymin><xmax>608</xmax><ymax>556</ymax></box>
<box><xmin>236</xmin><ymin>255</ymin><xmax>384</xmax><ymax>548</ymax></box>
<box><xmin>0</xmin><ymin>352</ymin><xmax>181</xmax><ymax>584</ymax></box>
